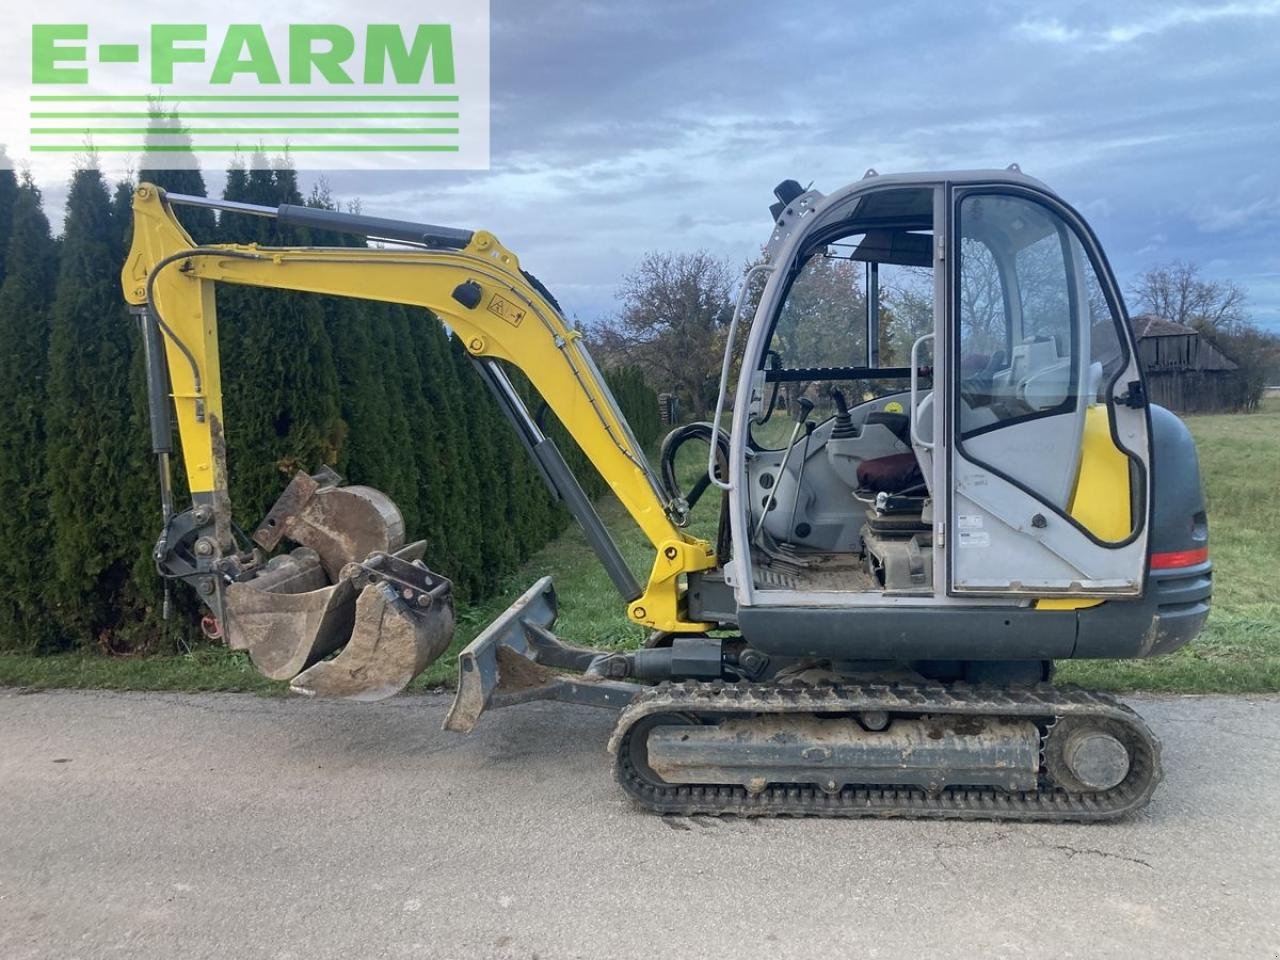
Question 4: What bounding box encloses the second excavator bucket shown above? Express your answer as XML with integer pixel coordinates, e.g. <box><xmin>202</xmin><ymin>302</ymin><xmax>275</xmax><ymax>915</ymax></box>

<box><xmin>220</xmin><ymin>470</ymin><xmax>456</xmax><ymax>700</ymax></box>
<box><xmin>290</xmin><ymin>553</ymin><xmax>454</xmax><ymax>701</ymax></box>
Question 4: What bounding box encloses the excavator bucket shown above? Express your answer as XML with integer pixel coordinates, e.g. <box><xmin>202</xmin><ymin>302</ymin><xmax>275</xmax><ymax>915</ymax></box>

<box><xmin>222</xmin><ymin>548</ymin><xmax>357</xmax><ymax>679</ymax></box>
<box><xmin>290</xmin><ymin>554</ymin><xmax>454</xmax><ymax>701</ymax></box>
<box><xmin>220</xmin><ymin>470</ymin><xmax>456</xmax><ymax>700</ymax></box>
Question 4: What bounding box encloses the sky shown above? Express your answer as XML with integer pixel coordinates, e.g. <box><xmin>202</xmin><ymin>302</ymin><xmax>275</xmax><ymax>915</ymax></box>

<box><xmin>29</xmin><ymin>0</ymin><xmax>1280</xmax><ymax>331</ymax></box>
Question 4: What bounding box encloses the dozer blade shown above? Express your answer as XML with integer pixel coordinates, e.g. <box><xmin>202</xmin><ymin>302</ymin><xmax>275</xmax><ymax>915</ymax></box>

<box><xmin>290</xmin><ymin>553</ymin><xmax>454</xmax><ymax>701</ymax></box>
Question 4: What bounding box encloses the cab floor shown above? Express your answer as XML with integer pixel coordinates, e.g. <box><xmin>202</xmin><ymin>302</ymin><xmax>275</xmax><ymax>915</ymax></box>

<box><xmin>752</xmin><ymin>549</ymin><xmax>879</xmax><ymax>593</ymax></box>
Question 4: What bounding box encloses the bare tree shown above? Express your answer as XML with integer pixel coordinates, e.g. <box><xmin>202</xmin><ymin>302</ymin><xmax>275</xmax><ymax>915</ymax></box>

<box><xmin>1130</xmin><ymin>260</ymin><xmax>1249</xmax><ymax>333</ymax></box>
<box><xmin>595</xmin><ymin>250</ymin><xmax>735</xmax><ymax>417</ymax></box>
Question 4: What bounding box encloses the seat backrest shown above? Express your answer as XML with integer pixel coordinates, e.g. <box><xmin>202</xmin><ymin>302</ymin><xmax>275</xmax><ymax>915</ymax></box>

<box><xmin>864</xmin><ymin>410</ymin><xmax>911</xmax><ymax>445</ymax></box>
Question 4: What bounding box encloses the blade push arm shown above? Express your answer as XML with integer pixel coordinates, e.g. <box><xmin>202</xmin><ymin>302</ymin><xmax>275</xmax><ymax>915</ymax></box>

<box><xmin>122</xmin><ymin>184</ymin><xmax>714</xmax><ymax>633</ymax></box>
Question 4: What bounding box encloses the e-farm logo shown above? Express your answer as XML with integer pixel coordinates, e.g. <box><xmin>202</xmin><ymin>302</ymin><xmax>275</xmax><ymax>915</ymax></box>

<box><xmin>4</xmin><ymin>3</ymin><xmax>489</xmax><ymax>173</ymax></box>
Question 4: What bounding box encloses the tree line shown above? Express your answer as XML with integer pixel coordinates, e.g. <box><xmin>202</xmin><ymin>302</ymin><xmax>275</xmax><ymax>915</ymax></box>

<box><xmin>0</xmin><ymin>155</ymin><xmax>660</xmax><ymax>655</ymax></box>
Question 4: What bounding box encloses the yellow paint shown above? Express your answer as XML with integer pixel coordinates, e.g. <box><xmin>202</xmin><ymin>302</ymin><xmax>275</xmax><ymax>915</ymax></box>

<box><xmin>122</xmin><ymin>184</ymin><xmax>713</xmax><ymax>633</ymax></box>
<box><xmin>1036</xmin><ymin>404</ymin><xmax>1132</xmax><ymax>610</ymax></box>
<box><xmin>629</xmin><ymin>539</ymin><xmax>720</xmax><ymax>632</ymax></box>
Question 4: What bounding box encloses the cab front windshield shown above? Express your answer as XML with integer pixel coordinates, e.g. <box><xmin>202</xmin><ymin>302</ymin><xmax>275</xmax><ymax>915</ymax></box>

<box><xmin>752</xmin><ymin>228</ymin><xmax>933</xmax><ymax>448</ymax></box>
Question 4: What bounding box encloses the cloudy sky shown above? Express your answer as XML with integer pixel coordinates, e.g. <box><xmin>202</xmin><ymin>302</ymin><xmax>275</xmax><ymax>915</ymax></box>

<box><xmin>35</xmin><ymin>0</ymin><xmax>1280</xmax><ymax>331</ymax></box>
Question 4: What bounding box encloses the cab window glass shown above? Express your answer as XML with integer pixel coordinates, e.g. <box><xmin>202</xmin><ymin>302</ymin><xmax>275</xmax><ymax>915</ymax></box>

<box><xmin>770</xmin><ymin>252</ymin><xmax>867</xmax><ymax>370</ymax></box>
<box><xmin>753</xmin><ymin>232</ymin><xmax>933</xmax><ymax>448</ymax></box>
<box><xmin>956</xmin><ymin>195</ymin><xmax>1079</xmax><ymax>437</ymax></box>
<box><xmin>1081</xmin><ymin>238</ymin><xmax>1126</xmax><ymax>383</ymax></box>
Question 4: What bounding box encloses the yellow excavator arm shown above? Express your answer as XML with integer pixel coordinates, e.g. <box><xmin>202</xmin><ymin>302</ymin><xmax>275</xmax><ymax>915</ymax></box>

<box><xmin>122</xmin><ymin>183</ymin><xmax>714</xmax><ymax>639</ymax></box>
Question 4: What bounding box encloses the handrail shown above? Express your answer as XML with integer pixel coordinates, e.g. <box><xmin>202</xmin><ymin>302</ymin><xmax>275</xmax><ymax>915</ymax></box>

<box><xmin>708</xmin><ymin>263</ymin><xmax>773</xmax><ymax>492</ymax></box>
<box><xmin>910</xmin><ymin>332</ymin><xmax>935</xmax><ymax>450</ymax></box>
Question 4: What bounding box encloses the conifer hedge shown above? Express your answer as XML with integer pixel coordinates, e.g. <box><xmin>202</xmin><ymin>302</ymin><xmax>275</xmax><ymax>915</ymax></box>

<box><xmin>0</xmin><ymin>153</ymin><xmax>660</xmax><ymax>654</ymax></box>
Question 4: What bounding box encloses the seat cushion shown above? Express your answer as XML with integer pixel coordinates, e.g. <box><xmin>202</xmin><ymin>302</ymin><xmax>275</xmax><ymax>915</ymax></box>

<box><xmin>857</xmin><ymin>452</ymin><xmax>924</xmax><ymax>494</ymax></box>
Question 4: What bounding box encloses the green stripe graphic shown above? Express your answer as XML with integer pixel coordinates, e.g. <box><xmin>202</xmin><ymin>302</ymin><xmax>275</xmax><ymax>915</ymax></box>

<box><xmin>30</xmin><ymin>112</ymin><xmax>459</xmax><ymax>119</ymax></box>
<box><xmin>31</xmin><ymin>95</ymin><xmax>459</xmax><ymax>102</ymax></box>
<box><xmin>31</xmin><ymin>144</ymin><xmax>461</xmax><ymax>152</ymax></box>
<box><xmin>32</xmin><ymin>128</ymin><xmax>460</xmax><ymax>135</ymax></box>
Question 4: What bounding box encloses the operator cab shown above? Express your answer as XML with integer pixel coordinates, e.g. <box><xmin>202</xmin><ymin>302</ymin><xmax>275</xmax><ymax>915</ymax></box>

<box><xmin>742</xmin><ymin>184</ymin><xmax>937</xmax><ymax>595</ymax></box>
<box><xmin>728</xmin><ymin>170</ymin><xmax>1151</xmax><ymax>611</ymax></box>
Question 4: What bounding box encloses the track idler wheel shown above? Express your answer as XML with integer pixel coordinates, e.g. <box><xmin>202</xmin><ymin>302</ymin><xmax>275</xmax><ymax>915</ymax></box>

<box><xmin>1043</xmin><ymin>717</ymin><xmax>1134</xmax><ymax>792</ymax></box>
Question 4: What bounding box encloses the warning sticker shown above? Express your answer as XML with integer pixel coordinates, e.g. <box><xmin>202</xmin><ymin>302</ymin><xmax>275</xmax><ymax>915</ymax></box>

<box><xmin>958</xmin><ymin>530</ymin><xmax>991</xmax><ymax>549</ymax></box>
<box><xmin>957</xmin><ymin>514</ymin><xmax>983</xmax><ymax>530</ymax></box>
<box><xmin>487</xmin><ymin>294</ymin><xmax>526</xmax><ymax>327</ymax></box>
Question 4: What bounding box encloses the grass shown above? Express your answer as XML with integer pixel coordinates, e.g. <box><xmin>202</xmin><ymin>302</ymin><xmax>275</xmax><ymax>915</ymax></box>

<box><xmin>0</xmin><ymin>645</ymin><xmax>283</xmax><ymax>694</ymax></box>
<box><xmin>2</xmin><ymin>400</ymin><xmax>1277</xmax><ymax>695</ymax></box>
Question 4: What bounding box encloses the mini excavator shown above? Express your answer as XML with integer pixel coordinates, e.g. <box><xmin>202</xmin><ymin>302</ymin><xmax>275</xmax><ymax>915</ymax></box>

<box><xmin>123</xmin><ymin>168</ymin><xmax>1211</xmax><ymax>820</ymax></box>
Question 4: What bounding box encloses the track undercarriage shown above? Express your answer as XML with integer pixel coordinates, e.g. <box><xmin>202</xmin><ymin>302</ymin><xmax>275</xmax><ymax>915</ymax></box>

<box><xmin>610</xmin><ymin>681</ymin><xmax>1160</xmax><ymax>821</ymax></box>
<box><xmin>443</xmin><ymin>578</ymin><xmax>1163</xmax><ymax>821</ymax></box>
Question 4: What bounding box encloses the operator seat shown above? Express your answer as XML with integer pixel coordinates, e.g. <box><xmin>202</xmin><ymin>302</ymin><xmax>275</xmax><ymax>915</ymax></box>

<box><xmin>856</xmin><ymin>402</ymin><xmax>928</xmax><ymax>497</ymax></box>
<box><xmin>857</xmin><ymin>451</ymin><xmax>924</xmax><ymax>495</ymax></box>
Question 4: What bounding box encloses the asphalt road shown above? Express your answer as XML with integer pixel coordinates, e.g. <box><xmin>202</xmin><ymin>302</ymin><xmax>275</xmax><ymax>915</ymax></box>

<box><xmin>1</xmin><ymin>689</ymin><xmax>1277</xmax><ymax>960</ymax></box>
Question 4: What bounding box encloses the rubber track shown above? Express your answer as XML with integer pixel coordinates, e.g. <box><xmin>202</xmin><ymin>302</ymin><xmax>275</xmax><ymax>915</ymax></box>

<box><xmin>610</xmin><ymin>681</ymin><xmax>1162</xmax><ymax>821</ymax></box>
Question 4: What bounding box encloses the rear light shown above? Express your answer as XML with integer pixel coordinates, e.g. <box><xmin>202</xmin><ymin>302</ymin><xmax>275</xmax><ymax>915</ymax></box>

<box><xmin>1151</xmin><ymin>546</ymin><xmax>1209</xmax><ymax>569</ymax></box>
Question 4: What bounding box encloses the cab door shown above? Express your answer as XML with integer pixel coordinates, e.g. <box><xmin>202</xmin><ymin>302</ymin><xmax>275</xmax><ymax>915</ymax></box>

<box><xmin>945</xmin><ymin>187</ymin><xmax>1151</xmax><ymax>597</ymax></box>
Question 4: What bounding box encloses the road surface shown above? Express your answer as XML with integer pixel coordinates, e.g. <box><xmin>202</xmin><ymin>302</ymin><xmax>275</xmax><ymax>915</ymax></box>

<box><xmin>1</xmin><ymin>689</ymin><xmax>1277</xmax><ymax>959</ymax></box>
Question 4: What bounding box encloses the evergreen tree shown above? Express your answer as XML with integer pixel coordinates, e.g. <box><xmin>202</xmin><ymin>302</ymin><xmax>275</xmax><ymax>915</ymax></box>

<box><xmin>367</xmin><ymin>302</ymin><xmax>428</xmax><ymax>536</ymax></box>
<box><xmin>606</xmin><ymin>365</ymin><xmax>662</xmax><ymax>450</ymax></box>
<box><xmin>0</xmin><ymin>176</ymin><xmax>58</xmax><ymax>650</ymax></box>
<box><xmin>303</xmin><ymin>181</ymin><xmax>414</xmax><ymax>516</ymax></box>
<box><xmin>45</xmin><ymin>165</ymin><xmax>151</xmax><ymax>648</ymax></box>
<box><xmin>0</xmin><ymin>160</ymin><xmax>19</xmax><ymax>282</ymax></box>
<box><xmin>451</xmin><ymin>339</ymin><xmax>516</xmax><ymax>594</ymax></box>
<box><xmin>412</xmin><ymin>323</ymin><xmax>485</xmax><ymax>597</ymax></box>
<box><xmin>141</xmin><ymin>103</ymin><xmax>216</xmax><ymax>239</ymax></box>
<box><xmin>215</xmin><ymin>157</ymin><xmax>341</xmax><ymax>523</ymax></box>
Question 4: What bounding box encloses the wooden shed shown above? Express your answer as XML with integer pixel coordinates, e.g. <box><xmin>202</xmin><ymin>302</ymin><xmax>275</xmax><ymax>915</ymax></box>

<box><xmin>1132</xmin><ymin>314</ymin><xmax>1242</xmax><ymax>413</ymax></box>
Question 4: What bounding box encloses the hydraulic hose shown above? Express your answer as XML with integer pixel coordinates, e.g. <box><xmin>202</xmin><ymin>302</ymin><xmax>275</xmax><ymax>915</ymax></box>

<box><xmin>143</xmin><ymin>247</ymin><xmax>265</xmax><ymax>395</ymax></box>
<box><xmin>659</xmin><ymin>421</ymin><xmax>731</xmax><ymax>512</ymax></box>
<box><xmin>658</xmin><ymin>421</ymin><xmax>733</xmax><ymax>559</ymax></box>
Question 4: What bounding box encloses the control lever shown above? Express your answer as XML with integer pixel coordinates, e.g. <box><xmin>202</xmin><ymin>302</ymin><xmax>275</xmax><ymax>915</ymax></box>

<box><xmin>754</xmin><ymin>396</ymin><xmax>814</xmax><ymax>540</ymax></box>
<box><xmin>787</xmin><ymin>420</ymin><xmax>817</xmax><ymax>540</ymax></box>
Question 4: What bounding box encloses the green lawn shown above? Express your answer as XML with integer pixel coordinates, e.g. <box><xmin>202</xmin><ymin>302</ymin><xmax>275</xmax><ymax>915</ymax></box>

<box><xmin>2</xmin><ymin>401</ymin><xmax>1277</xmax><ymax>695</ymax></box>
